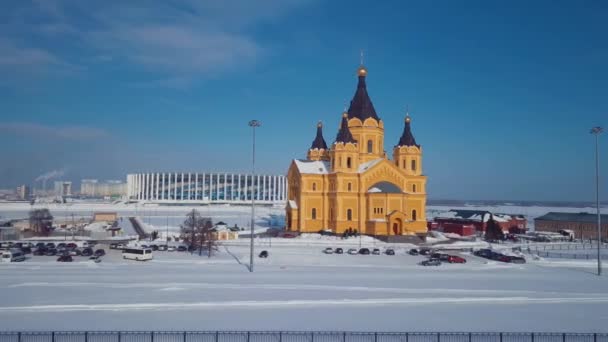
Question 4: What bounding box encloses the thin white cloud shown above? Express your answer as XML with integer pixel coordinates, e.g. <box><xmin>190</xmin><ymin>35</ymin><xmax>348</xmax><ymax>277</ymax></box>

<box><xmin>1</xmin><ymin>0</ymin><xmax>313</xmax><ymax>86</ymax></box>
<box><xmin>0</xmin><ymin>122</ymin><xmax>109</xmax><ymax>140</ymax></box>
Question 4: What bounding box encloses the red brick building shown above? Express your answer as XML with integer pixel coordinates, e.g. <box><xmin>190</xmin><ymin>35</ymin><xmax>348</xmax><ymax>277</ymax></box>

<box><xmin>535</xmin><ymin>212</ymin><xmax>608</xmax><ymax>240</ymax></box>
<box><xmin>433</xmin><ymin>209</ymin><xmax>527</xmax><ymax>235</ymax></box>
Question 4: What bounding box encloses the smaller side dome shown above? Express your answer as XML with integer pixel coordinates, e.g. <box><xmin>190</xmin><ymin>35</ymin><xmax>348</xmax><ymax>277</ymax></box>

<box><xmin>335</xmin><ymin>113</ymin><xmax>357</xmax><ymax>144</ymax></box>
<box><xmin>396</xmin><ymin>111</ymin><xmax>420</xmax><ymax>148</ymax></box>
<box><xmin>310</xmin><ymin>121</ymin><xmax>328</xmax><ymax>150</ymax></box>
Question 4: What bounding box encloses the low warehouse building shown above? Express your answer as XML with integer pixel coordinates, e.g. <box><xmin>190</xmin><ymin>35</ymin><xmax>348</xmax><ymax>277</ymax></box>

<box><xmin>433</xmin><ymin>209</ymin><xmax>527</xmax><ymax>235</ymax></box>
<box><xmin>534</xmin><ymin>212</ymin><xmax>608</xmax><ymax>240</ymax></box>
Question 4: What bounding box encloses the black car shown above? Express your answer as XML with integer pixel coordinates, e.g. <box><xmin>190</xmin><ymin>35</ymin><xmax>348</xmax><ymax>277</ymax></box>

<box><xmin>44</xmin><ymin>248</ymin><xmax>57</xmax><ymax>256</ymax></box>
<box><xmin>81</xmin><ymin>248</ymin><xmax>94</xmax><ymax>257</ymax></box>
<box><xmin>20</xmin><ymin>246</ymin><xmax>32</xmax><ymax>254</ymax></box>
<box><xmin>334</xmin><ymin>248</ymin><xmax>344</xmax><ymax>254</ymax></box>
<box><xmin>109</xmin><ymin>243</ymin><xmax>118</xmax><ymax>249</ymax></box>
<box><xmin>420</xmin><ymin>258</ymin><xmax>441</xmax><ymax>266</ymax></box>
<box><xmin>150</xmin><ymin>244</ymin><xmax>159</xmax><ymax>251</ymax></box>
<box><xmin>408</xmin><ymin>249</ymin><xmax>419</xmax><ymax>256</ymax></box>
<box><xmin>177</xmin><ymin>246</ymin><xmax>188</xmax><ymax>252</ymax></box>
<box><xmin>509</xmin><ymin>256</ymin><xmax>527</xmax><ymax>264</ymax></box>
<box><xmin>431</xmin><ymin>253</ymin><xmax>450</xmax><ymax>261</ymax></box>
<box><xmin>33</xmin><ymin>247</ymin><xmax>47</xmax><ymax>256</ymax></box>
<box><xmin>358</xmin><ymin>248</ymin><xmax>370</xmax><ymax>255</ymax></box>
<box><xmin>94</xmin><ymin>249</ymin><xmax>106</xmax><ymax>257</ymax></box>
<box><xmin>35</xmin><ymin>242</ymin><xmax>46</xmax><ymax>249</ymax></box>
<box><xmin>57</xmin><ymin>243</ymin><xmax>66</xmax><ymax>249</ymax></box>
<box><xmin>45</xmin><ymin>242</ymin><xmax>56</xmax><ymax>249</ymax></box>
<box><xmin>419</xmin><ymin>248</ymin><xmax>432</xmax><ymax>256</ymax></box>
<box><xmin>259</xmin><ymin>250</ymin><xmax>269</xmax><ymax>258</ymax></box>
<box><xmin>57</xmin><ymin>255</ymin><xmax>73</xmax><ymax>262</ymax></box>
<box><xmin>385</xmin><ymin>249</ymin><xmax>395</xmax><ymax>255</ymax></box>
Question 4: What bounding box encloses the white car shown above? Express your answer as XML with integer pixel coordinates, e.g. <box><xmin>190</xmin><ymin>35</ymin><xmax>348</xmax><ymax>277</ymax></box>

<box><xmin>323</xmin><ymin>247</ymin><xmax>334</xmax><ymax>254</ymax></box>
<box><xmin>347</xmin><ymin>248</ymin><xmax>358</xmax><ymax>255</ymax></box>
<box><xmin>167</xmin><ymin>246</ymin><xmax>176</xmax><ymax>252</ymax></box>
<box><xmin>117</xmin><ymin>243</ymin><xmax>125</xmax><ymax>249</ymax></box>
<box><xmin>158</xmin><ymin>245</ymin><xmax>168</xmax><ymax>251</ymax></box>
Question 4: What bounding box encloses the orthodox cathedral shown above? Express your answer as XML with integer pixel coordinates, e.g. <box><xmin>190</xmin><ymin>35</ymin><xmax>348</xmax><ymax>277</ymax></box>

<box><xmin>286</xmin><ymin>63</ymin><xmax>427</xmax><ymax>237</ymax></box>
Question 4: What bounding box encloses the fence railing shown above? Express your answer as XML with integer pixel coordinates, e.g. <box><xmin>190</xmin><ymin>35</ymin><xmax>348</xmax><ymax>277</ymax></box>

<box><xmin>533</xmin><ymin>251</ymin><xmax>608</xmax><ymax>260</ymax></box>
<box><xmin>528</xmin><ymin>243</ymin><xmax>607</xmax><ymax>251</ymax></box>
<box><xmin>0</xmin><ymin>332</ymin><xmax>607</xmax><ymax>342</ymax></box>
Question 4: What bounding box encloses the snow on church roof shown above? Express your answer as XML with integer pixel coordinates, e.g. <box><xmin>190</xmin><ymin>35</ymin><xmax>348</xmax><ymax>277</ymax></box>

<box><xmin>358</xmin><ymin>159</ymin><xmax>383</xmax><ymax>173</ymax></box>
<box><xmin>294</xmin><ymin>160</ymin><xmax>330</xmax><ymax>174</ymax></box>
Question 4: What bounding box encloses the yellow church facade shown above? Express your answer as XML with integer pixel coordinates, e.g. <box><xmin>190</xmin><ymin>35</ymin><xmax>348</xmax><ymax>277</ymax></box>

<box><xmin>286</xmin><ymin>64</ymin><xmax>427</xmax><ymax>237</ymax></box>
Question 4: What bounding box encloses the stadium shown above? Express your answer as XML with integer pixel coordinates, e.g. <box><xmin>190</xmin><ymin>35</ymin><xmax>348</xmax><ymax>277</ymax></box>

<box><xmin>127</xmin><ymin>172</ymin><xmax>287</xmax><ymax>204</ymax></box>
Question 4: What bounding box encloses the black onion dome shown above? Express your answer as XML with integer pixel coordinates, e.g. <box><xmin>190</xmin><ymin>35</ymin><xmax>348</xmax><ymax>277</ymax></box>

<box><xmin>335</xmin><ymin>113</ymin><xmax>357</xmax><ymax>144</ymax></box>
<box><xmin>310</xmin><ymin>121</ymin><xmax>328</xmax><ymax>150</ymax></box>
<box><xmin>397</xmin><ymin>116</ymin><xmax>420</xmax><ymax>148</ymax></box>
<box><xmin>347</xmin><ymin>65</ymin><xmax>380</xmax><ymax>121</ymax></box>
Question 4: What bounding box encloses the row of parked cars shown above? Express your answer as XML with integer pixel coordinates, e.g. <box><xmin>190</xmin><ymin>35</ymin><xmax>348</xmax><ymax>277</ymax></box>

<box><xmin>473</xmin><ymin>249</ymin><xmax>526</xmax><ymax>264</ymax></box>
<box><xmin>109</xmin><ymin>243</ymin><xmax>189</xmax><ymax>252</ymax></box>
<box><xmin>323</xmin><ymin>247</ymin><xmax>396</xmax><ymax>255</ymax></box>
<box><xmin>29</xmin><ymin>242</ymin><xmax>105</xmax><ymax>262</ymax></box>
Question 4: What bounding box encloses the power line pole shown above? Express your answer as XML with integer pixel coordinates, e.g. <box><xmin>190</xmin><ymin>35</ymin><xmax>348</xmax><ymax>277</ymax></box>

<box><xmin>249</xmin><ymin>120</ymin><xmax>261</xmax><ymax>272</ymax></box>
<box><xmin>591</xmin><ymin>126</ymin><xmax>603</xmax><ymax>276</ymax></box>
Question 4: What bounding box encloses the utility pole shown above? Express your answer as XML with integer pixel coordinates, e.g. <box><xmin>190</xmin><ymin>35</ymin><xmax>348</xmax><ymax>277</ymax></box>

<box><xmin>591</xmin><ymin>126</ymin><xmax>603</xmax><ymax>276</ymax></box>
<box><xmin>249</xmin><ymin>119</ymin><xmax>261</xmax><ymax>272</ymax></box>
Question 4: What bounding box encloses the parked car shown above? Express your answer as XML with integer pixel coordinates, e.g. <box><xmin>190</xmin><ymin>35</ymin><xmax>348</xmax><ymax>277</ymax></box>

<box><xmin>158</xmin><ymin>245</ymin><xmax>168</xmax><ymax>251</ymax></box>
<box><xmin>408</xmin><ymin>249</ymin><xmax>419</xmax><ymax>256</ymax></box>
<box><xmin>259</xmin><ymin>250</ymin><xmax>269</xmax><ymax>258</ymax></box>
<box><xmin>35</xmin><ymin>242</ymin><xmax>46</xmax><ymax>249</ymax></box>
<box><xmin>20</xmin><ymin>246</ymin><xmax>32</xmax><ymax>254</ymax></box>
<box><xmin>323</xmin><ymin>247</ymin><xmax>334</xmax><ymax>254</ymax></box>
<box><xmin>2</xmin><ymin>250</ymin><xmax>26</xmax><ymax>262</ymax></box>
<box><xmin>150</xmin><ymin>244</ymin><xmax>159</xmax><ymax>251</ymax></box>
<box><xmin>66</xmin><ymin>243</ymin><xmax>77</xmax><ymax>249</ymax></box>
<box><xmin>45</xmin><ymin>242</ymin><xmax>56</xmax><ymax>249</ymax></box>
<box><xmin>431</xmin><ymin>253</ymin><xmax>450</xmax><ymax>261</ymax></box>
<box><xmin>177</xmin><ymin>245</ymin><xmax>188</xmax><ymax>252</ymax></box>
<box><xmin>419</xmin><ymin>248</ymin><xmax>432</xmax><ymax>256</ymax></box>
<box><xmin>116</xmin><ymin>244</ymin><xmax>125</xmax><ymax>250</ymax></box>
<box><xmin>509</xmin><ymin>256</ymin><xmax>526</xmax><ymax>264</ymax></box>
<box><xmin>167</xmin><ymin>246</ymin><xmax>176</xmax><ymax>252</ymax></box>
<box><xmin>447</xmin><ymin>255</ymin><xmax>466</xmax><ymax>264</ymax></box>
<box><xmin>420</xmin><ymin>258</ymin><xmax>441</xmax><ymax>266</ymax></box>
<box><xmin>347</xmin><ymin>248</ymin><xmax>358</xmax><ymax>255</ymax></box>
<box><xmin>56</xmin><ymin>243</ymin><xmax>66</xmax><ymax>249</ymax></box>
<box><xmin>94</xmin><ymin>249</ymin><xmax>106</xmax><ymax>257</ymax></box>
<box><xmin>57</xmin><ymin>255</ymin><xmax>73</xmax><ymax>262</ymax></box>
<box><xmin>109</xmin><ymin>243</ymin><xmax>118</xmax><ymax>249</ymax></box>
<box><xmin>89</xmin><ymin>255</ymin><xmax>102</xmax><ymax>263</ymax></box>
<box><xmin>68</xmin><ymin>249</ymin><xmax>81</xmax><ymax>256</ymax></box>
<box><xmin>44</xmin><ymin>248</ymin><xmax>57</xmax><ymax>256</ymax></box>
<box><xmin>371</xmin><ymin>248</ymin><xmax>381</xmax><ymax>255</ymax></box>
<box><xmin>385</xmin><ymin>249</ymin><xmax>395</xmax><ymax>255</ymax></box>
<box><xmin>473</xmin><ymin>249</ymin><xmax>493</xmax><ymax>258</ymax></box>
<box><xmin>334</xmin><ymin>248</ymin><xmax>344</xmax><ymax>254</ymax></box>
<box><xmin>33</xmin><ymin>248</ymin><xmax>47</xmax><ymax>256</ymax></box>
<box><xmin>358</xmin><ymin>248</ymin><xmax>370</xmax><ymax>255</ymax></box>
<box><xmin>81</xmin><ymin>248</ymin><xmax>94</xmax><ymax>257</ymax></box>
<box><xmin>140</xmin><ymin>244</ymin><xmax>149</xmax><ymax>249</ymax></box>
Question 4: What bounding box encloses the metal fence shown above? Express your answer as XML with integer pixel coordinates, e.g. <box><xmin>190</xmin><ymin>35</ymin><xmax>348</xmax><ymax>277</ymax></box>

<box><xmin>0</xmin><ymin>332</ymin><xmax>607</xmax><ymax>342</ymax></box>
<box><xmin>528</xmin><ymin>244</ymin><xmax>607</xmax><ymax>251</ymax></box>
<box><xmin>533</xmin><ymin>251</ymin><xmax>608</xmax><ymax>260</ymax></box>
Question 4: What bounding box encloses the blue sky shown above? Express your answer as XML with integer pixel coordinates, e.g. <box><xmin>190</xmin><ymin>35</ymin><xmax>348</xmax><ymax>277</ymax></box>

<box><xmin>0</xmin><ymin>0</ymin><xmax>606</xmax><ymax>201</ymax></box>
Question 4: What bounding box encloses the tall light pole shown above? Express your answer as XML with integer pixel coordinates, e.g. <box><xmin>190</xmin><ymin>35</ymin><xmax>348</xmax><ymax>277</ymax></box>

<box><xmin>591</xmin><ymin>126</ymin><xmax>603</xmax><ymax>276</ymax></box>
<box><xmin>249</xmin><ymin>120</ymin><xmax>261</xmax><ymax>272</ymax></box>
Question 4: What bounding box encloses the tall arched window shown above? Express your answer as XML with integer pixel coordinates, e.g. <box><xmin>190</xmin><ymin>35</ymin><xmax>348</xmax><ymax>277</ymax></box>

<box><xmin>348</xmin><ymin>182</ymin><xmax>352</xmax><ymax>192</ymax></box>
<box><xmin>412</xmin><ymin>209</ymin><xmax>417</xmax><ymax>221</ymax></box>
<box><xmin>312</xmin><ymin>183</ymin><xmax>316</xmax><ymax>191</ymax></box>
<box><xmin>339</xmin><ymin>157</ymin><xmax>342</xmax><ymax>167</ymax></box>
<box><xmin>411</xmin><ymin>159</ymin><xmax>417</xmax><ymax>171</ymax></box>
<box><xmin>412</xmin><ymin>184</ymin><xmax>417</xmax><ymax>193</ymax></box>
<box><xmin>402</xmin><ymin>160</ymin><xmax>406</xmax><ymax>169</ymax></box>
<box><xmin>367</xmin><ymin>140</ymin><xmax>373</xmax><ymax>153</ymax></box>
<box><xmin>346</xmin><ymin>157</ymin><xmax>352</xmax><ymax>169</ymax></box>
<box><xmin>312</xmin><ymin>208</ymin><xmax>317</xmax><ymax>220</ymax></box>
<box><xmin>347</xmin><ymin>209</ymin><xmax>353</xmax><ymax>221</ymax></box>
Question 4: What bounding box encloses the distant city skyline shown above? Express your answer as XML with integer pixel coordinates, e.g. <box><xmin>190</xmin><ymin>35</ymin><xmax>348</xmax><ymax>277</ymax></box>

<box><xmin>0</xmin><ymin>0</ymin><xmax>606</xmax><ymax>201</ymax></box>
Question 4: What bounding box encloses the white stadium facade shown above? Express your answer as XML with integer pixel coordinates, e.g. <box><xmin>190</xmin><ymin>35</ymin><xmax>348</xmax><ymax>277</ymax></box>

<box><xmin>127</xmin><ymin>173</ymin><xmax>287</xmax><ymax>204</ymax></box>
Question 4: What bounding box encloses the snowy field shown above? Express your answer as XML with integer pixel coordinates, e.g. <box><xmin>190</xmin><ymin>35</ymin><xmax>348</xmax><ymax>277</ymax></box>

<box><xmin>1</xmin><ymin>202</ymin><xmax>608</xmax><ymax>332</ymax></box>
<box><xmin>1</xmin><ymin>241</ymin><xmax>608</xmax><ymax>332</ymax></box>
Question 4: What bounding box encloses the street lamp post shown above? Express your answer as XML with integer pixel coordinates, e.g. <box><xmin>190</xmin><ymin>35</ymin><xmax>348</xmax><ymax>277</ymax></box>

<box><xmin>591</xmin><ymin>126</ymin><xmax>603</xmax><ymax>276</ymax></box>
<box><xmin>249</xmin><ymin>120</ymin><xmax>261</xmax><ymax>272</ymax></box>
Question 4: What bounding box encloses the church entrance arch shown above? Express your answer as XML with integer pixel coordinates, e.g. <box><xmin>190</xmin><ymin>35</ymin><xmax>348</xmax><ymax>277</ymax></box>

<box><xmin>392</xmin><ymin>218</ymin><xmax>403</xmax><ymax>235</ymax></box>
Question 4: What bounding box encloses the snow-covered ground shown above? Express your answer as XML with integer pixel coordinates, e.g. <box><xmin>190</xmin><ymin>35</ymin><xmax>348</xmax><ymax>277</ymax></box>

<box><xmin>1</xmin><ymin>241</ymin><xmax>607</xmax><ymax>332</ymax></box>
<box><xmin>2</xmin><ymin>201</ymin><xmax>608</xmax><ymax>332</ymax></box>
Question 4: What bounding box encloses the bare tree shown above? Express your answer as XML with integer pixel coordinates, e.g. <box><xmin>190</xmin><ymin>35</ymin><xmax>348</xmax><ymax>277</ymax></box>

<box><xmin>180</xmin><ymin>209</ymin><xmax>217</xmax><ymax>257</ymax></box>
<box><xmin>29</xmin><ymin>208</ymin><xmax>54</xmax><ymax>236</ymax></box>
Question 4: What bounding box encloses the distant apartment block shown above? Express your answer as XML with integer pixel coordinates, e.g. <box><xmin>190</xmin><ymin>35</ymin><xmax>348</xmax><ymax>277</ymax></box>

<box><xmin>80</xmin><ymin>179</ymin><xmax>126</xmax><ymax>197</ymax></box>
<box><xmin>53</xmin><ymin>181</ymin><xmax>72</xmax><ymax>197</ymax></box>
<box><xmin>15</xmin><ymin>185</ymin><xmax>31</xmax><ymax>200</ymax></box>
